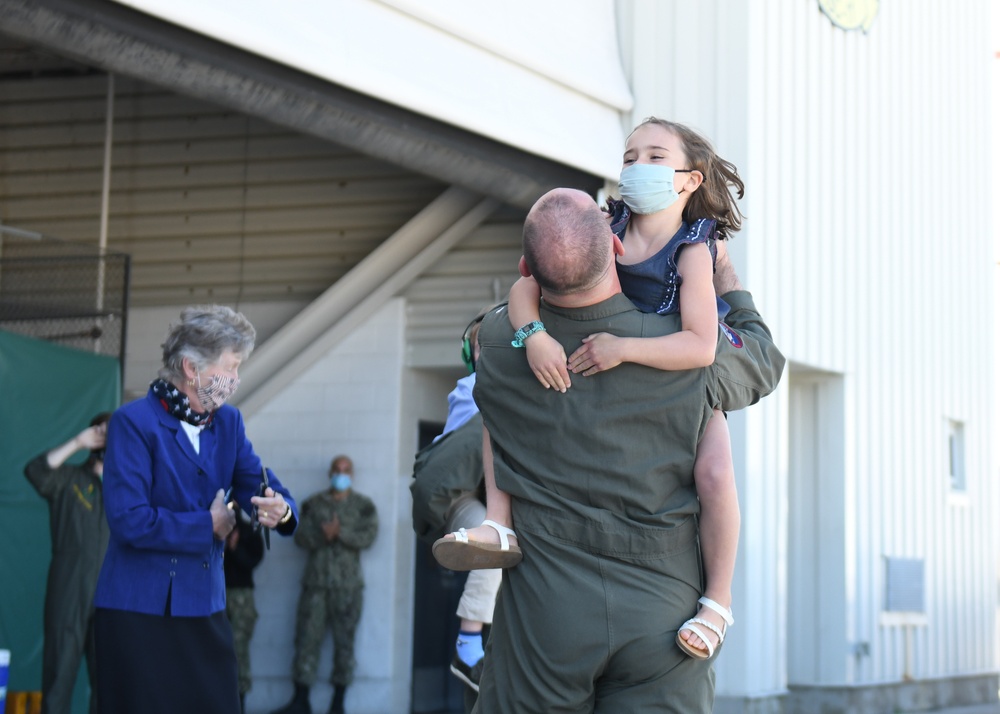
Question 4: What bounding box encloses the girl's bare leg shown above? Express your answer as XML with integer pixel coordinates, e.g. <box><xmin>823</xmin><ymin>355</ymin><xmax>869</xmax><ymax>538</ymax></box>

<box><xmin>437</xmin><ymin>425</ymin><xmax>518</xmax><ymax>552</ymax></box>
<box><xmin>679</xmin><ymin>409</ymin><xmax>739</xmax><ymax>653</ymax></box>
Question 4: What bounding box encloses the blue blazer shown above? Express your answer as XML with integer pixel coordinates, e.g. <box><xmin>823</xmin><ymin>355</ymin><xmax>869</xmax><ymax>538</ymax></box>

<box><xmin>95</xmin><ymin>387</ymin><xmax>297</xmax><ymax>616</ymax></box>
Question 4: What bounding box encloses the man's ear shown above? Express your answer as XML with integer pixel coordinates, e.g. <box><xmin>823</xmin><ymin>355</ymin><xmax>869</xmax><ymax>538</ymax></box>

<box><xmin>518</xmin><ymin>255</ymin><xmax>532</xmax><ymax>278</ymax></box>
<box><xmin>612</xmin><ymin>234</ymin><xmax>625</xmax><ymax>257</ymax></box>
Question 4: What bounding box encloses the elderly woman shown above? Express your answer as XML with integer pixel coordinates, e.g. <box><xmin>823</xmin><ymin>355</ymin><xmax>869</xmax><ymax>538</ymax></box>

<box><xmin>94</xmin><ymin>305</ymin><xmax>297</xmax><ymax>714</ymax></box>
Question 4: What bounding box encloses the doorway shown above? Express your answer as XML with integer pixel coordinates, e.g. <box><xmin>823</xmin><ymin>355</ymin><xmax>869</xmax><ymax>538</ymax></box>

<box><xmin>787</xmin><ymin>372</ymin><xmax>848</xmax><ymax>686</ymax></box>
<box><xmin>410</xmin><ymin>420</ymin><xmax>470</xmax><ymax>714</ymax></box>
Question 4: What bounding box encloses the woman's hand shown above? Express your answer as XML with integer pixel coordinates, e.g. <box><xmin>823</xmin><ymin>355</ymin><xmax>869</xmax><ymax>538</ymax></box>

<box><xmin>211</xmin><ymin>489</ymin><xmax>236</xmax><ymax>540</ymax></box>
<box><xmin>251</xmin><ymin>487</ymin><xmax>290</xmax><ymax>529</ymax></box>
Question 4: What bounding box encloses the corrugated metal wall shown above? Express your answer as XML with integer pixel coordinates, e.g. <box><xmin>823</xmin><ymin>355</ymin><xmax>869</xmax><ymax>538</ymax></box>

<box><xmin>619</xmin><ymin>0</ymin><xmax>996</xmax><ymax>700</ymax></box>
<box><xmin>0</xmin><ymin>70</ymin><xmax>525</xmax><ymax>373</ymax></box>
<box><xmin>0</xmin><ymin>73</ymin><xmax>448</xmax><ymax>307</ymax></box>
<box><xmin>747</xmin><ymin>0</ymin><xmax>995</xmax><ymax>687</ymax></box>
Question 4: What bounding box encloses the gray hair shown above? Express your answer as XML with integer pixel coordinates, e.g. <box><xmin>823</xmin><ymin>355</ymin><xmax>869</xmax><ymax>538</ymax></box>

<box><xmin>159</xmin><ymin>305</ymin><xmax>256</xmax><ymax>382</ymax></box>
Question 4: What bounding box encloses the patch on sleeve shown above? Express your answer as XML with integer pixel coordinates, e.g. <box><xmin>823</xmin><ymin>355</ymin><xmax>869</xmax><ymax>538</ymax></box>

<box><xmin>719</xmin><ymin>322</ymin><xmax>744</xmax><ymax>348</ymax></box>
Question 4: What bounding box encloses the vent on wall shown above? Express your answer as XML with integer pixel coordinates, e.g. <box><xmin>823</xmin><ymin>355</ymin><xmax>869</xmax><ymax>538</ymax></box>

<box><xmin>884</xmin><ymin>557</ymin><xmax>925</xmax><ymax>613</ymax></box>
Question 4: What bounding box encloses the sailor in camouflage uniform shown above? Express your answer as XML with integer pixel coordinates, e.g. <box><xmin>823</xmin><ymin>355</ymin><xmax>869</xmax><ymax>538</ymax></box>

<box><xmin>271</xmin><ymin>455</ymin><xmax>378</xmax><ymax>714</ymax></box>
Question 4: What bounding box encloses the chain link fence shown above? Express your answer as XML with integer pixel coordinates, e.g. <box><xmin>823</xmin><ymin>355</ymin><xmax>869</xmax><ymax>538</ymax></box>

<box><xmin>0</xmin><ymin>225</ymin><xmax>130</xmax><ymax>368</ymax></box>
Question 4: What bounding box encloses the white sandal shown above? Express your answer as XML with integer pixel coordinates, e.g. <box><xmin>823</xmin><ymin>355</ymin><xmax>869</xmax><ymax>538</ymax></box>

<box><xmin>676</xmin><ymin>596</ymin><xmax>734</xmax><ymax>659</ymax></box>
<box><xmin>432</xmin><ymin>519</ymin><xmax>523</xmax><ymax>571</ymax></box>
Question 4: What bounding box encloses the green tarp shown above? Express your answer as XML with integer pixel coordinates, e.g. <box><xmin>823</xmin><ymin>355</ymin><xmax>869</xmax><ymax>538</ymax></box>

<box><xmin>0</xmin><ymin>330</ymin><xmax>120</xmax><ymax>713</ymax></box>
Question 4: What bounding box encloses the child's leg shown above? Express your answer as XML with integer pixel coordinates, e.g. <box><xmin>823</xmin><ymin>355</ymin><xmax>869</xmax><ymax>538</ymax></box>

<box><xmin>679</xmin><ymin>409</ymin><xmax>739</xmax><ymax>654</ymax></box>
<box><xmin>446</xmin><ymin>494</ymin><xmax>503</xmax><ymax>627</ymax></box>
<box><xmin>443</xmin><ymin>494</ymin><xmax>502</xmax><ymax>689</ymax></box>
<box><xmin>432</xmin><ymin>425</ymin><xmax>520</xmax><ymax>570</ymax></box>
<box><xmin>457</xmin><ymin>425</ymin><xmax>517</xmax><ymax>545</ymax></box>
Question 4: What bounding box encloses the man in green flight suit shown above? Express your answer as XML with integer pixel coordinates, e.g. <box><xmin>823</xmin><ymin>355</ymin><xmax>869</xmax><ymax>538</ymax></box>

<box><xmin>24</xmin><ymin>413</ymin><xmax>111</xmax><ymax>714</ymax></box>
<box><xmin>470</xmin><ymin>189</ymin><xmax>786</xmax><ymax>713</ymax></box>
<box><xmin>271</xmin><ymin>455</ymin><xmax>378</xmax><ymax>714</ymax></box>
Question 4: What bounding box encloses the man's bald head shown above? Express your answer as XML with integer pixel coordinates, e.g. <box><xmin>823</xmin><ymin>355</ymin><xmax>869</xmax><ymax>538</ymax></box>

<box><xmin>522</xmin><ymin>189</ymin><xmax>613</xmax><ymax>297</ymax></box>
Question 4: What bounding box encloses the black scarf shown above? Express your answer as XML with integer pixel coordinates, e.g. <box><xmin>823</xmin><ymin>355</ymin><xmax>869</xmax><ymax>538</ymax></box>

<box><xmin>151</xmin><ymin>379</ymin><xmax>214</xmax><ymax>427</ymax></box>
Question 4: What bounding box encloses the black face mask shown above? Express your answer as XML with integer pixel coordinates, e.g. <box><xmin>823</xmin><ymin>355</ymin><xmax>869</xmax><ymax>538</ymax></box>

<box><xmin>91</xmin><ymin>448</ymin><xmax>106</xmax><ymax>463</ymax></box>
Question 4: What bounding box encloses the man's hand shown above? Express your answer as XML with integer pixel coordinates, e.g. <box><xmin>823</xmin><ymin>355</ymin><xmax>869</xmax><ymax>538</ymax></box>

<box><xmin>321</xmin><ymin>513</ymin><xmax>341</xmax><ymax>542</ymax></box>
<box><xmin>713</xmin><ymin>241</ymin><xmax>744</xmax><ymax>295</ymax></box>
<box><xmin>211</xmin><ymin>489</ymin><xmax>236</xmax><ymax>540</ymax></box>
<box><xmin>75</xmin><ymin>424</ymin><xmax>107</xmax><ymax>451</ymax></box>
<box><xmin>46</xmin><ymin>422</ymin><xmax>109</xmax><ymax>469</ymax></box>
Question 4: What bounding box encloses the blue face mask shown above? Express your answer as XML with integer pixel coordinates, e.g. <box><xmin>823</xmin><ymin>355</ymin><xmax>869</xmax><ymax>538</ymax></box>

<box><xmin>618</xmin><ymin>163</ymin><xmax>692</xmax><ymax>215</ymax></box>
<box><xmin>330</xmin><ymin>473</ymin><xmax>352</xmax><ymax>492</ymax></box>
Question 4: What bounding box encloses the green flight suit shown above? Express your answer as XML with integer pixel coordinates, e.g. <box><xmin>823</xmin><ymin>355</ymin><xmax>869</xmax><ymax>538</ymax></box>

<box><xmin>410</xmin><ymin>412</ymin><xmax>485</xmax><ymax>544</ymax></box>
<box><xmin>472</xmin><ymin>290</ymin><xmax>785</xmax><ymax>714</ymax></box>
<box><xmin>24</xmin><ymin>454</ymin><xmax>109</xmax><ymax>714</ymax></box>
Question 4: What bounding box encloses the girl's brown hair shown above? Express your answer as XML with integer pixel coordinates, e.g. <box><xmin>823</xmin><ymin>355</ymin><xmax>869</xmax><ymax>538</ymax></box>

<box><xmin>632</xmin><ymin>117</ymin><xmax>745</xmax><ymax>240</ymax></box>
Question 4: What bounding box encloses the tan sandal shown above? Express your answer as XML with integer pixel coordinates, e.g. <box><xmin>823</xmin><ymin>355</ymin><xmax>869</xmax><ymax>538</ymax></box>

<box><xmin>431</xmin><ymin>519</ymin><xmax>522</xmax><ymax>571</ymax></box>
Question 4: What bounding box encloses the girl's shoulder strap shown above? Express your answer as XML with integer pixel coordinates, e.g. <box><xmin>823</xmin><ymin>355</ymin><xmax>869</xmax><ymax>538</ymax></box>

<box><xmin>605</xmin><ymin>198</ymin><xmax>630</xmax><ymax>239</ymax></box>
<box><xmin>667</xmin><ymin>218</ymin><xmax>718</xmax><ymax>264</ymax></box>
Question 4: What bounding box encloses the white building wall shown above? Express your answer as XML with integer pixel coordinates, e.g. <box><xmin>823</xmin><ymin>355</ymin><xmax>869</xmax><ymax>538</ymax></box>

<box><xmin>619</xmin><ymin>0</ymin><xmax>996</xmax><ymax>702</ymax></box>
<box><xmin>747</xmin><ymin>0</ymin><xmax>996</xmax><ymax>688</ymax></box>
<box><xmin>111</xmin><ymin>0</ymin><xmax>632</xmax><ymax>179</ymax></box>
<box><xmin>994</xmin><ymin>10</ymin><xmax>1000</xmax><ymax>688</ymax></box>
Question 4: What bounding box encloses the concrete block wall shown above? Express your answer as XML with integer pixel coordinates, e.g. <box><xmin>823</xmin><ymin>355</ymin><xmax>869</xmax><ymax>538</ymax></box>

<box><xmin>241</xmin><ymin>298</ymin><xmax>410</xmax><ymax>714</ymax></box>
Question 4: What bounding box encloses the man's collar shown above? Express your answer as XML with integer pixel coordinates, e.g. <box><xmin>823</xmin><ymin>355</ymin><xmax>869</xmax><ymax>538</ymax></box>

<box><xmin>540</xmin><ymin>293</ymin><xmax>636</xmax><ymax>321</ymax></box>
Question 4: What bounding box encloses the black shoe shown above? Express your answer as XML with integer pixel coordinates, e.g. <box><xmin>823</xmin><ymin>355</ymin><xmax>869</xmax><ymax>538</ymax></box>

<box><xmin>449</xmin><ymin>652</ymin><xmax>483</xmax><ymax>693</ymax></box>
<box><xmin>270</xmin><ymin>683</ymin><xmax>311</xmax><ymax>714</ymax></box>
<box><xmin>327</xmin><ymin>684</ymin><xmax>346</xmax><ymax>714</ymax></box>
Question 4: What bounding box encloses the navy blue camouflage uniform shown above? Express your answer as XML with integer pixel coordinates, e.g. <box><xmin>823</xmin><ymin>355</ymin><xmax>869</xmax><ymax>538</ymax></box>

<box><xmin>291</xmin><ymin>490</ymin><xmax>378</xmax><ymax>687</ymax></box>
